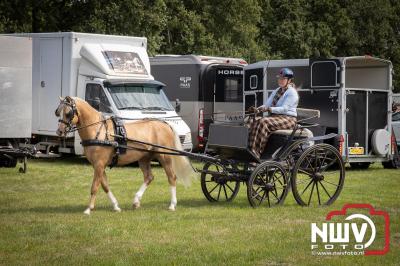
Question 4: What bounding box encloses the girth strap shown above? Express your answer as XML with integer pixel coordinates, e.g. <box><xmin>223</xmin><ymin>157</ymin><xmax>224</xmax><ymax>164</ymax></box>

<box><xmin>81</xmin><ymin>139</ymin><xmax>118</xmax><ymax>148</ymax></box>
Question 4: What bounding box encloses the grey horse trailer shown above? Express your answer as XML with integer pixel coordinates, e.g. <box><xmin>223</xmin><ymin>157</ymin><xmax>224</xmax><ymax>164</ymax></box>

<box><xmin>150</xmin><ymin>55</ymin><xmax>247</xmax><ymax>151</ymax></box>
<box><xmin>244</xmin><ymin>56</ymin><xmax>399</xmax><ymax>169</ymax></box>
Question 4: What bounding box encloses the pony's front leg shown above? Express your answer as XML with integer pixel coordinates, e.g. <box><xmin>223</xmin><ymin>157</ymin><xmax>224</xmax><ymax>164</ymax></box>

<box><xmin>84</xmin><ymin>167</ymin><xmax>104</xmax><ymax>215</ymax></box>
<box><xmin>101</xmin><ymin>171</ymin><xmax>121</xmax><ymax>212</ymax></box>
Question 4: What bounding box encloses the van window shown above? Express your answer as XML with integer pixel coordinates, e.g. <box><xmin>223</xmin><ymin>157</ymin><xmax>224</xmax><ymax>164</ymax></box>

<box><xmin>106</xmin><ymin>85</ymin><xmax>174</xmax><ymax>111</ymax></box>
<box><xmin>85</xmin><ymin>83</ymin><xmax>113</xmax><ymax>113</ymax></box>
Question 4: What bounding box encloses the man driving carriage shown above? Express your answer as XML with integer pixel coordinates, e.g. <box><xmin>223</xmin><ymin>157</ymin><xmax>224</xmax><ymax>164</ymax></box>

<box><xmin>247</xmin><ymin>68</ymin><xmax>299</xmax><ymax>159</ymax></box>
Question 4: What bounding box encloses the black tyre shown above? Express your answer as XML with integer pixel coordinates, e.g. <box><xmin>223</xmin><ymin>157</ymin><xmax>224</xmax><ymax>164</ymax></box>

<box><xmin>291</xmin><ymin>144</ymin><xmax>345</xmax><ymax>206</ymax></box>
<box><xmin>350</xmin><ymin>162</ymin><xmax>371</xmax><ymax>170</ymax></box>
<box><xmin>247</xmin><ymin>161</ymin><xmax>289</xmax><ymax>207</ymax></box>
<box><xmin>382</xmin><ymin>144</ymin><xmax>400</xmax><ymax>169</ymax></box>
<box><xmin>201</xmin><ymin>162</ymin><xmax>240</xmax><ymax>202</ymax></box>
<box><xmin>0</xmin><ymin>156</ymin><xmax>17</xmax><ymax>168</ymax></box>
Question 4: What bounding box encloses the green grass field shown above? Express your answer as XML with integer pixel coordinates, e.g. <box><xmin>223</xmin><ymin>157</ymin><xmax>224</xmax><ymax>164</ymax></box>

<box><xmin>0</xmin><ymin>158</ymin><xmax>399</xmax><ymax>265</ymax></box>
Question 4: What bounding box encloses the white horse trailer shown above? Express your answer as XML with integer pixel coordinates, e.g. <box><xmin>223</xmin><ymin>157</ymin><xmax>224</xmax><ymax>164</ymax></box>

<box><xmin>150</xmin><ymin>55</ymin><xmax>247</xmax><ymax>151</ymax></box>
<box><xmin>244</xmin><ymin>56</ymin><xmax>399</xmax><ymax>169</ymax></box>
<box><xmin>0</xmin><ymin>32</ymin><xmax>192</xmax><ymax>162</ymax></box>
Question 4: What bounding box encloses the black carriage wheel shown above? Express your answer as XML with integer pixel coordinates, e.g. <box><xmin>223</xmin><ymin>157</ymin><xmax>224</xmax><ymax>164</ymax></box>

<box><xmin>291</xmin><ymin>144</ymin><xmax>345</xmax><ymax>206</ymax></box>
<box><xmin>201</xmin><ymin>162</ymin><xmax>240</xmax><ymax>202</ymax></box>
<box><xmin>247</xmin><ymin>161</ymin><xmax>289</xmax><ymax>208</ymax></box>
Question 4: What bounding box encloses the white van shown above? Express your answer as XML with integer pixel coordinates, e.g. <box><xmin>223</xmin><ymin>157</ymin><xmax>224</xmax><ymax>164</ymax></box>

<box><xmin>0</xmin><ymin>33</ymin><xmax>192</xmax><ymax>158</ymax></box>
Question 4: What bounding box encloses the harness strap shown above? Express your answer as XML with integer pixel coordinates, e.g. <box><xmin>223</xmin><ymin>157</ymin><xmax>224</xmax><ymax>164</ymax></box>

<box><xmin>81</xmin><ymin>139</ymin><xmax>118</xmax><ymax>148</ymax></box>
<box><xmin>94</xmin><ymin>120</ymin><xmax>104</xmax><ymax>140</ymax></box>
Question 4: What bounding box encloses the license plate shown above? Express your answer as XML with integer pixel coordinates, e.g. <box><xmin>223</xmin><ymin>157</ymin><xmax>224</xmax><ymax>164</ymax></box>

<box><xmin>349</xmin><ymin>147</ymin><xmax>365</xmax><ymax>155</ymax></box>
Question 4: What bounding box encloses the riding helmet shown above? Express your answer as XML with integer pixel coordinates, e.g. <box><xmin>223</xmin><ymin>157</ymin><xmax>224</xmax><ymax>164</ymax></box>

<box><xmin>277</xmin><ymin>68</ymin><xmax>294</xmax><ymax>79</ymax></box>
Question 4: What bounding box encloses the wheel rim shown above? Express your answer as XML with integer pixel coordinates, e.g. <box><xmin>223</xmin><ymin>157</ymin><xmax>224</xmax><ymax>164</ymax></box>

<box><xmin>292</xmin><ymin>144</ymin><xmax>345</xmax><ymax>206</ymax></box>
<box><xmin>201</xmin><ymin>163</ymin><xmax>240</xmax><ymax>202</ymax></box>
<box><xmin>247</xmin><ymin>162</ymin><xmax>288</xmax><ymax>207</ymax></box>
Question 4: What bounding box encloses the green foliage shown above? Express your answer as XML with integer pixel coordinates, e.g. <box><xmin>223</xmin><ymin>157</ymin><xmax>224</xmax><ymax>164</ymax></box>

<box><xmin>0</xmin><ymin>0</ymin><xmax>399</xmax><ymax>91</ymax></box>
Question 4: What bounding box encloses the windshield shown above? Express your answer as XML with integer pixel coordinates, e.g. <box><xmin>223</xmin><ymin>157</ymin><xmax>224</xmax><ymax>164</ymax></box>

<box><xmin>107</xmin><ymin>85</ymin><xmax>174</xmax><ymax>111</ymax></box>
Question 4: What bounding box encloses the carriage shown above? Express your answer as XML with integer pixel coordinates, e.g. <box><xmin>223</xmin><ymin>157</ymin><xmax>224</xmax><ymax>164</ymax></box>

<box><xmin>197</xmin><ymin>108</ymin><xmax>345</xmax><ymax>207</ymax></box>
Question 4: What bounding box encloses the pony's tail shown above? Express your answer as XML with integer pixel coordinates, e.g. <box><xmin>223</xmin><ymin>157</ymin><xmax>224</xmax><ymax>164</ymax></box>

<box><xmin>170</xmin><ymin>130</ymin><xmax>195</xmax><ymax>187</ymax></box>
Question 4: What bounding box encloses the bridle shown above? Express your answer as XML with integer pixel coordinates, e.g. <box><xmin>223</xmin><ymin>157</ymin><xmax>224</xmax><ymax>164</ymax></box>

<box><xmin>55</xmin><ymin>97</ymin><xmax>78</xmax><ymax>134</ymax></box>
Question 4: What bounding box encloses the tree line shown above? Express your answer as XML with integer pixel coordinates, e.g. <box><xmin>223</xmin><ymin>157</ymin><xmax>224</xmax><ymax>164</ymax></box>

<box><xmin>1</xmin><ymin>0</ymin><xmax>399</xmax><ymax>91</ymax></box>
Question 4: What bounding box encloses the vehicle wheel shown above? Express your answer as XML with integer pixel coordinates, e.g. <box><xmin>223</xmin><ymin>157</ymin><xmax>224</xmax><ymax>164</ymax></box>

<box><xmin>350</xmin><ymin>162</ymin><xmax>371</xmax><ymax>170</ymax></box>
<box><xmin>201</xmin><ymin>162</ymin><xmax>240</xmax><ymax>202</ymax></box>
<box><xmin>382</xmin><ymin>144</ymin><xmax>400</xmax><ymax>169</ymax></box>
<box><xmin>291</xmin><ymin>144</ymin><xmax>345</xmax><ymax>206</ymax></box>
<box><xmin>382</xmin><ymin>158</ymin><xmax>400</xmax><ymax>169</ymax></box>
<box><xmin>0</xmin><ymin>156</ymin><xmax>17</xmax><ymax>168</ymax></box>
<box><xmin>247</xmin><ymin>161</ymin><xmax>289</xmax><ymax>208</ymax></box>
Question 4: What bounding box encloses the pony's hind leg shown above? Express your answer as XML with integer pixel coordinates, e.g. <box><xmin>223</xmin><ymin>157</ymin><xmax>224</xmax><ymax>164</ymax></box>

<box><xmin>101</xmin><ymin>170</ymin><xmax>121</xmax><ymax>212</ymax></box>
<box><xmin>159</xmin><ymin>155</ymin><xmax>177</xmax><ymax>211</ymax></box>
<box><xmin>133</xmin><ymin>159</ymin><xmax>154</xmax><ymax>209</ymax></box>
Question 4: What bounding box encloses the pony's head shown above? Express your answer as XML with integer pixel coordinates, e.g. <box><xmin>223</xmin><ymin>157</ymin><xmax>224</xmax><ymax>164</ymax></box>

<box><xmin>55</xmin><ymin>96</ymin><xmax>79</xmax><ymax>137</ymax></box>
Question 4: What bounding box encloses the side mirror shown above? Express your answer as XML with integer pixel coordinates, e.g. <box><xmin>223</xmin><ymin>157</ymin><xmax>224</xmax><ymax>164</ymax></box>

<box><xmin>92</xmin><ymin>97</ymin><xmax>101</xmax><ymax>111</ymax></box>
<box><xmin>175</xmin><ymin>98</ymin><xmax>181</xmax><ymax>113</ymax></box>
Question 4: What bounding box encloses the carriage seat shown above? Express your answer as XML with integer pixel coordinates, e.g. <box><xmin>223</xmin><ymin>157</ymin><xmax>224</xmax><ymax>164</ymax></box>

<box><xmin>271</xmin><ymin>128</ymin><xmax>313</xmax><ymax>138</ymax></box>
<box><xmin>271</xmin><ymin>108</ymin><xmax>319</xmax><ymax>138</ymax></box>
<box><xmin>296</xmin><ymin>108</ymin><xmax>320</xmax><ymax>120</ymax></box>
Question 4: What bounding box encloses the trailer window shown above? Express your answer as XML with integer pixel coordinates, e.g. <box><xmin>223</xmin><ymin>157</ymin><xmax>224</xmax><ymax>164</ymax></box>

<box><xmin>85</xmin><ymin>84</ymin><xmax>113</xmax><ymax>113</ymax></box>
<box><xmin>224</xmin><ymin>78</ymin><xmax>243</xmax><ymax>102</ymax></box>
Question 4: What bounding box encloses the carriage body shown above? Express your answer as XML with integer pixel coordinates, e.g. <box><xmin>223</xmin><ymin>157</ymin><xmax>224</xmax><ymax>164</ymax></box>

<box><xmin>200</xmin><ymin>109</ymin><xmax>345</xmax><ymax>207</ymax></box>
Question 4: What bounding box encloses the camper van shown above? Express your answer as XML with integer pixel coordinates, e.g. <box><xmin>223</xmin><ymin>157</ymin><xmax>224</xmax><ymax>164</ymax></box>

<box><xmin>244</xmin><ymin>56</ymin><xmax>399</xmax><ymax>169</ymax></box>
<box><xmin>0</xmin><ymin>33</ymin><xmax>192</xmax><ymax>165</ymax></box>
<box><xmin>150</xmin><ymin>55</ymin><xmax>247</xmax><ymax>151</ymax></box>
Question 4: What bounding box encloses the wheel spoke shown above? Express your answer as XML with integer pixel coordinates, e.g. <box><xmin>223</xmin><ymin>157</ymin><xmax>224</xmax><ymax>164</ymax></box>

<box><xmin>271</xmin><ymin>188</ymin><xmax>280</xmax><ymax>201</ymax></box>
<box><xmin>225</xmin><ymin>182</ymin><xmax>235</xmax><ymax>193</ymax></box>
<box><xmin>321</xmin><ymin>179</ymin><xmax>339</xmax><ymax>187</ymax></box>
<box><xmin>316</xmin><ymin>181</ymin><xmax>321</xmax><ymax>205</ymax></box>
<box><xmin>304</xmin><ymin>156</ymin><xmax>316</xmax><ymax>174</ymax></box>
<box><xmin>209</xmin><ymin>183</ymin><xmax>219</xmax><ymax>194</ymax></box>
<box><xmin>251</xmin><ymin>187</ymin><xmax>262</xmax><ymax>199</ymax></box>
<box><xmin>217</xmin><ymin>185</ymin><xmax>222</xmax><ymax>201</ymax></box>
<box><xmin>258</xmin><ymin>191</ymin><xmax>266</xmax><ymax>205</ymax></box>
<box><xmin>318</xmin><ymin>180</ymin><xmax>332</xmax><ymax>198</ymax></box>
<box><xmin>298</xmin><ymin>168</ymin><xmax>313</xmax><ymax>176</ymax></box>
<box><xmin>300</xmin><ymin>179</ymin><xmax>314</xmax><ymax>196</ymax></box>
<box><xmin>316</xmin><ymin>152</ymin><xmax>329</xmax><ymax>172</ymax></box>
<box><xmin>267</xmin><ymin>192</ymin><xmax>271</xmax><ymax>207</ymax></box>
<box><xmin>296</xmin><ymin>176</ymin><xmax>312</xmax><ymax>185</ymax></box>
<box><xmin>269</xmin><ymin>168</ymin><xmax>278</xmax><ymax>182</ymax></box>
<box><xmin>307</xmin><ymin>182</ymin><xmax>316</xmax><ymax>206</ymax></box>
<box><xmin>223</xmin><ymin>184</ymin><xmax>228</xmax><ymax>200</ymax></box>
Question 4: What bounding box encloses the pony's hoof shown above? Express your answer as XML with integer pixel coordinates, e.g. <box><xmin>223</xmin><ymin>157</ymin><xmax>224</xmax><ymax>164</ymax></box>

<box><xmin>133</xmin><ymin>202</ymin><xmax>140</xmax><ymax>209</ymax></box>
<box><xmin>168</xmin><ymin>205</ymin><xmax>176</xmax><ymax>211</ymax></box>
<box><xmin>114</xmin><ymin>206</ymin><xmax>121</xmax><ymax>212</ymax></box>
<box><xmin>83</xmin><ymin>208</ymin><xmax>91</xmax><ymax>215</ymax></box>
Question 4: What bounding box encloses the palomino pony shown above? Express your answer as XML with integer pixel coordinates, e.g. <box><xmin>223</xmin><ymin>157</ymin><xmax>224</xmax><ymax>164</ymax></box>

<box><xmin>55</xmin><ymin>96</ymin><xmax>193</xmax><ymax>215</ymax></box>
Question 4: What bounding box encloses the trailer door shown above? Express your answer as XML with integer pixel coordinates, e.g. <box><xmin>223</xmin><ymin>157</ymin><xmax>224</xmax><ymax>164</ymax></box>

<box><xmin>35</xmin><ymin>37</ymin><xmax>63</xmax><ymax>134</ymax></box>
<box><xmin>212</xmin><ymin>66</ymin><xmax>244</xmax><ymax>123</ymax></box>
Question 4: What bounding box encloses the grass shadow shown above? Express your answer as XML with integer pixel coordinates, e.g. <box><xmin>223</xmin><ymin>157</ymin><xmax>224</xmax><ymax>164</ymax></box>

<box><xmin>1</xmin><ymin>204</ymin><xmax>90</xmax><ymax>214</ymax></box>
